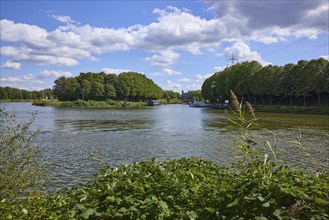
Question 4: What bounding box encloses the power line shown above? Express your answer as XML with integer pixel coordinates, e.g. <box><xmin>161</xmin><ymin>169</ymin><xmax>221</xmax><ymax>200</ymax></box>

<box><xmin>256</xmin><ymin>9</ymin><xmax>329</xmax><ymax>54</ymax></box>
<box><xmin>261</xmin><ymin>25</ymin><xmax>329</xmax><ymax>59</ymax></box>
<box><xmin>227</xmin><ymin>53</ymin><xmax>238</xmax><ymax>65</ymax></box>
<box><xmin>272</xmin><ymin>42</ymin><xmax>329</xmax><ymax>65</ymax></box>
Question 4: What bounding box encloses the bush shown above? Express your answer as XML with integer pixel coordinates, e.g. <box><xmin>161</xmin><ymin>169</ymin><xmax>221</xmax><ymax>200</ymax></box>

<box><xmin>0</xmin><ymin>109</ymin><xmax>48</xmax><ymax>199</ymax></box>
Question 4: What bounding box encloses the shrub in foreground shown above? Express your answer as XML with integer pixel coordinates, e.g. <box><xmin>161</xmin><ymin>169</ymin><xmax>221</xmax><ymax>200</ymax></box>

<box><xmin>1</xmin><ymin>157</ymin><xmax>328</xmax><ymax>219</ymax></box>
<box><xmin>0</xmin><ymin>109</ymin><xmax>47</xmax><ymax>199</ymax></box>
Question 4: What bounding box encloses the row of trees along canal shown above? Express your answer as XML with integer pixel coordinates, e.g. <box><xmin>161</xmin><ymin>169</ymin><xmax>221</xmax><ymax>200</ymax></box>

<box><xmin>202</xmin><ymin>58</ymin><xmax>329</xmax><ymax>106</ymax></box>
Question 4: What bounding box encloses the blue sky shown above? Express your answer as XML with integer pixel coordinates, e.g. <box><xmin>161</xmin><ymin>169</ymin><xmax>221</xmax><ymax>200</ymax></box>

<box><xmin>1</xmin><ymin>0</ymin><xmax>328</xmax><ymax>92</ymax></box>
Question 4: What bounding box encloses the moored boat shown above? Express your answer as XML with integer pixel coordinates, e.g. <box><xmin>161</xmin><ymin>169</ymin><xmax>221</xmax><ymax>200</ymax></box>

<box><xmin>189</xmin><ymin>102</ymin><xmax>211</xmax><ymax>107</ymax></box>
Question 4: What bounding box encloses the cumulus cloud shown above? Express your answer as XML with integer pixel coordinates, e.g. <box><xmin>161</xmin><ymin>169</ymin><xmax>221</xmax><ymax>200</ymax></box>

<box><xmin>151</xmin><ymin>68</ymin><xmax>181</xmax><ymax>76</ymax></box>
<box><xmin>213</xmin><ymin>66</ymin><xmax>226</xmax><ymax>72</ymax></box>
<box><xmin>52</xmin><ymin>15</ymin><xmax>76</xmax><ymax>24</ymax></box>
<box><xmin>145</xmin><ymin>50</ymin><xmax>180</xmax><ymax>67</ymax></box>
<box><xmin>101</xmin><ymin>68</ymin><xmax>131</xmax><ymax>75</ymax></box>
<box><xmin>37</xmin><ymin>70</ymin><xmax>73</xmax><ymax>79</ymax></box>
<box><xmin>178</xmin><ymin>78</ymin><xmax>191</xmax><ymax>83</ymax></box>
<box><xmin>224</xmin><ymin>42</ymin><xmax>271</xmax><ymax>66</ymax></box>
<box><xmin>1</xmin><ymin>61</ymin><xmax>21</xmax><ymax>70</ymax></box>
<box><xmin>162</xmin><ymin>68</ymin><xmax>181</xmax><ymax>75</ymax></box>
<box><xmin>173</xmin><ymin>73</ymin><xmax>212</xmax><ymax>91</ymax></box>
<box><xmin>194</xmin><ymin>74</ymin><xmax>212</xmax><ymax>83</ymax></box>
<box><xmin>320</xmin><ymin>55</ymin><xmax>329</xmax><ymax>61</ymax></box>
<box><xmin>1</xmin><ymin>2</ymin><xmax>327</xmax><ymax>70</ymax></box>
<box><xmin>205</xmin><ymin>0</ymin><xmax>328</xmax><ymax>31</ymax></box>
<box><xmin>0</xmin><ymin>70</ymin><xmax>73</xmax><ymax>90</ymax></box>
<box><xmin>166</xmin><ymin>80</ymin><xmax>182</xmax><ymax>91</ymax></box>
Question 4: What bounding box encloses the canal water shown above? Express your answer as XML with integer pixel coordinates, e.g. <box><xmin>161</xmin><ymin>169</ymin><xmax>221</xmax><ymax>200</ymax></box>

<box><xmin>1</xmin><ymin>102</ymin><xmax>328</xmax><ymax>190</ymax></box>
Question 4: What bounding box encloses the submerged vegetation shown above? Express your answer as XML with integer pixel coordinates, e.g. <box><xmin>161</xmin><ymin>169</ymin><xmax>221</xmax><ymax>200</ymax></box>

<box><xmin>1</xmin><ymin>92</ymin><xmax>329</xmax><ymax>219</ymax></box>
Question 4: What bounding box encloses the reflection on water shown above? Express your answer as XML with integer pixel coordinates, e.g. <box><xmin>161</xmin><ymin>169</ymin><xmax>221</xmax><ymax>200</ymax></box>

<box><xmin>2</xmin><ymin>102</ymin><xmax>329</xmax><ymax>190</ymax></box>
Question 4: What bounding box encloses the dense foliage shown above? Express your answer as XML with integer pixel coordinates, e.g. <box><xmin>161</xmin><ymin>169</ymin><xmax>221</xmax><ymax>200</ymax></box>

<box><xmin>162</xmin><ymin>90</ymin><xmax>180</xmax><ymax>102</ymax></box>
<box><xmin>0</xmin><ymin>109</ymin><xmax>47</xmax><ymax>198</ymax></box>
<box><xmin>0</xmin><ymin>87</ymin><xmax>52</xmax><ymax>100</ymax></box>
<box><xmin>1</xmin><ymin>158</ymin><xmax>328</xmax><ymax>219</ymax></box>
<box><xmin>202</xmin><ymin>58</ymin><xmax>329</xmax><ymax>106</ymax></box>
<box><xmin>53</xmin><ymin>72</ymin><xmax>163</xmax><ymax>102</ymax></box>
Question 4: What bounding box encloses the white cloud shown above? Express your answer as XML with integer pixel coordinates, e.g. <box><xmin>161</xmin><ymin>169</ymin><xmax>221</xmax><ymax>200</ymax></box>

<box><xmin>52</xmin><ymin>15</ymin><xmax>76</xmax><ymax>24</ymax></box>
<box><xmin>178</xmin><ymin>78</ymin><xmax>191</xmax><ymax>83</ymax></box>
<box><xmin>166</xmin><ymin>80</ymin><xmax>182</xmax><ymax>91</ymax></box>
<box><xmin>205</xmin><ymin>0</ymin><xmax>328</xmax><ymax>30</ymax></box>
<box><xmin>151</xmin><ymin>68</ymin><xmax>181</xmax><ymax>76</ymax></box>
<box><xmin>1</xmin><ymin>2</ymin><xmax>327</xmax><ymax>70</ymax></box>
<box><xmin>37</xmin><ymin>70</ymin><xmax>73</xmax><ymax>79</ymax></box>
<box><xmin>101</xmin><ymin>68</ymin><xmax>131</xmax><ymax>75</ymax></box>
<box><xmin>0</xmin><ymin>70</ymin><xmax>73</xmax><ymax>90</ymax></box>
<box><xmin>1</xmin><ymin>61</ymin><xmax>21</xmax><ymax>70</ymax></box>
<box><xmin>145</xmin><ymin>50</ymin><xmax>180</xmax><ymax>67</ymax></box>
<box><xmin>194</xmin><ymin>74</ymin><xmax>212</xmax><ymax>83</ymax></box>
<box><xmin>224</xmin><ymin>42</ymin><xmax>271</xmax><ymax>66</ymax></box>
<box><xmin>214</xmin><ymin>66</ymin><xmax>226</xmax><ymax>72</ymax></box>
<box><xmin>1</xmin><ymin>76</ymin><xmax>44</xmax><ymax>90</ymax></box>
<box><xmin>320</xmin><ymin>55</ymin><xmax>329</xmax><ymax>61</ymax></box>
<box><xmin>162</xmin><ymin>68</ymin><xmax>181</xmax><ymax>75</ymax></box>
<box><xmin>174</xmin><ymin>73</ymin><xmax>212</xmax><ymax>91</ymax></box>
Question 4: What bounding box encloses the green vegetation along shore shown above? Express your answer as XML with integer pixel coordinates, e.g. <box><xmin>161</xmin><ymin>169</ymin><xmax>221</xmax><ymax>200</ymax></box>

<box><xmin>31</xmin><ymin>98</ymin><xmax>182</xmax><ymax>108</ymax></box>
<box><xmin>254</xmin><ymin>105</ymin><xmax>329</xmax><ymax>115</ymax></box>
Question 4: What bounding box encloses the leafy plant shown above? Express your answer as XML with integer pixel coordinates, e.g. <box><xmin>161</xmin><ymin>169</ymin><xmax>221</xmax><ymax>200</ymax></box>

<box><xmin>0</xmin><ymin>108</ymin><xmax>48</xmax><ymax>199</ymax></box>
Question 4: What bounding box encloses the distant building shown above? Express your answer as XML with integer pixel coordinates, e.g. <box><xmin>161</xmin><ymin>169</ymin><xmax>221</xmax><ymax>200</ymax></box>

<box><xmin>180</xmin><ymin>90</ymin><xmax>193</xmax><ymax>103</ymax></box>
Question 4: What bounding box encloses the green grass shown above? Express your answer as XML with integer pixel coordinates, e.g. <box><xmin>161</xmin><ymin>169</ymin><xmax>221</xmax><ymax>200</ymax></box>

<box><xmin>32</xmin><ymin>100</ymin><xmax>147</xmax><ymax>108</ymax></box>
<box><xmin>254</xmin><ymin>105</ymin><xmax>329</xmax><ymax>115</ymax></box>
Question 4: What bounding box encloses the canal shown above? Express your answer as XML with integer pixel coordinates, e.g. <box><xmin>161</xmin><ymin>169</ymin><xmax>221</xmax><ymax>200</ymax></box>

<box><xmin>2</xmin><ymin>102</ymin><xmax>328</xmax><ymax>190</ymax></box>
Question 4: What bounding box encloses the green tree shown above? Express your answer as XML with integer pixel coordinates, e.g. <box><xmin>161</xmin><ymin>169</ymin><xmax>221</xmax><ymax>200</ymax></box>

<box><xmin>308</xmin><ymin>58</ymin><xmax>329</xmax><ymax>105</ymax></box>
<box><xmin>53</xmin><ymin>77</ymin><xmax>80</xmax><ymax>101</ymax></box>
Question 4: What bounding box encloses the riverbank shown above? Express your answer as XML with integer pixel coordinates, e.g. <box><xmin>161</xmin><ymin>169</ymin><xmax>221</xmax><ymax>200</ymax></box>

<box><xmin>253</xmin><ymin>104</ymin><xmax>329</xmax><ymax>115</ymax></box>
<box><xmin>31</xmin><ymin>99</ymin><xmax>183</xmax><ymax>107</ymax></box>
<box><xmin>32</xmin><ymin>99</ymin><xmax>147</xmax><ymax>108</ymax></box>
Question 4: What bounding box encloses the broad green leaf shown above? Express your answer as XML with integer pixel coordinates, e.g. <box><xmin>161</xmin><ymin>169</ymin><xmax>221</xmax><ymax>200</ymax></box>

<box><xmin>81</xmin><ymin>208</ymin><xmax>95</xmax><ymax>219</ymax></box>
<box><xmin>22</xmin><ymin>208</ymin><xmax>28</xmax><ymax>215</ymax></box>
<box><xmin>262</xmin><ymin>202</ymin><xmax>270</xmax><ymax>207</ymax></box>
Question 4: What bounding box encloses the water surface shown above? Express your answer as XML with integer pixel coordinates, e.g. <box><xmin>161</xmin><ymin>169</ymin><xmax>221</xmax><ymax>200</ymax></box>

<box><xmin>2</xmin><ymin>102</ymin><xmax>328</xmax><ymax>190</ymax></box>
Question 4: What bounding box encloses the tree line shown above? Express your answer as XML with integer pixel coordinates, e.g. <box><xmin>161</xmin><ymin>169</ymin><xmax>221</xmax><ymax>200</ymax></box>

<box><xmin>0</xmin><ymin>87</ymin><xmax>52</xmax><ymax>100</ymax></box>
<box><xmin>53</xmin><ymin>71</ymin><xmax>164</xmax><ymax>101</ymax></box>
<box><xmin>201</xmin><ymin>58</ymin><xmax>329</xmax><ymax>106</ymax></box>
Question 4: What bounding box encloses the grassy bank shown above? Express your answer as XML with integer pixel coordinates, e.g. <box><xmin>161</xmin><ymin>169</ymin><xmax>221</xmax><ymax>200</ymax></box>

<box><xmin>32</xmin><ymin>99</ymin><xmax>183</xmax><ymax>108</ymax></box>
<box><xmin>32</xmin><ymin>99</ymin><xmax>147</xmax><ymax>108</ymax></box>
<box><xmin>0</xmin><ymin>99</ymin><xmax>39</xmax><ymax>102</ymax></box>
<box><xmin>254</xmin><ymin>105</ymin><xmax>329</xmax><ymax>115</ymax></box>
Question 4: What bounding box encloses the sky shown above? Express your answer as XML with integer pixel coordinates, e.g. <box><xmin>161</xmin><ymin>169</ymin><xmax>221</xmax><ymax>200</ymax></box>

<box><xmin>1</xmin><ymin>0</ymin><xmax>328</xmax><ymax>92</ymax></box>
